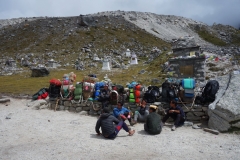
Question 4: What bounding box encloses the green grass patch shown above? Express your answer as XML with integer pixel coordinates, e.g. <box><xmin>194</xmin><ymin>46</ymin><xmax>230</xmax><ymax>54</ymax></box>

<box><xmin>197</xmin><ymin>29</ymin><xmax>227</xmax><ymax>46</ymax></box>
<box><xmin>0</xmin><ymin>53</ymin><xmax>169</xmax><ymax>96</ymax></box>
<box><xmin>231</xmin><ymin>30</ymin><xmax>240</xmax><ymax>46</ymax></box>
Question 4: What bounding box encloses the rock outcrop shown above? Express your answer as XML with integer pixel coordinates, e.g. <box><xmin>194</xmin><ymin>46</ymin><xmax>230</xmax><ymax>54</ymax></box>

<box><xmin>31</xmin><ymin>67</ymin><xmax>50</xmax><ymax>77</ymax></box>
<box><xmin>208</xmin><ymin>73</ymin><xmax>240</xmax><ymax>132</ymax></box>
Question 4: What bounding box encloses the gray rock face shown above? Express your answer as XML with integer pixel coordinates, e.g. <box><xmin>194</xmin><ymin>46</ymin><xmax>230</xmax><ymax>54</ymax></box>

<box><xmin>208</xmin><ymin>73</ymin><xmax>240</xmax><ymax>132</ymax></box>
<box><xmin>172</xmin><ymin>36</ymin><xmax>198</xmax><ymax>49</ymax></box>
<box><xmin>31</xmin><ymin>67</ymin><xmax>49</xmax><ymax>77</ymax></box>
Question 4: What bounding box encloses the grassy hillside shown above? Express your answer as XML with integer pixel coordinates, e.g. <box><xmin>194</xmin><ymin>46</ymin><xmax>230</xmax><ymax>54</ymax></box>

<box><xmin>196</xmin><ymin>29</ymin><xmax>227</xmax><ymax>46</ymax></box>
<box><xmin>0</xmin><ymin>53</ymin><xmax>169</xmax><ymax>96</ymax></box>
<box><xmin>0</xmin><ymin>15</ymin><xmax>172</xmax><ymax>96</ymax></box>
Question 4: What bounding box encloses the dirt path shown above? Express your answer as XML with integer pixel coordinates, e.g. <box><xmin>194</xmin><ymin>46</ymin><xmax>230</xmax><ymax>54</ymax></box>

<box><xmin>0</xmin><ymin>98</ymin><xmax>240</xmax><ymax>160</ymax></box>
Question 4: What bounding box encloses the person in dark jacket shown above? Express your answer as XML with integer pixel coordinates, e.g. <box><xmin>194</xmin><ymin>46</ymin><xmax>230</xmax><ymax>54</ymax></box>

<box><xmin>131</xmin><ymin>99</ymin><xmax>149</xmax><ymax>125</ymax></box>
<box><xmin>144</xmin><ymin>105</ymin><xmax>162</xmax><ymax>135</ymax></box>
<box><xmin>98</xmin><ymin>84</ymin><xmax>110</xmax><ymax>108</ymax></box>
<box><xmin>95</xmin><ymin>108</ymin><xmax>135</xmax><ymax>139</ymax></box>
<box><xmin>162</xmin><ymin>100</ymin><xmax>185</xmax><ymax>131</ymax></box>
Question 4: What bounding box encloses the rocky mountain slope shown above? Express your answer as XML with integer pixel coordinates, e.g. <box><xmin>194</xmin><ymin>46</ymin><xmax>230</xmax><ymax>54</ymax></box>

<box><xmin>0</xmin><ymin>11</ymin><xmax>239</xmax><ymax>79</ymax></box>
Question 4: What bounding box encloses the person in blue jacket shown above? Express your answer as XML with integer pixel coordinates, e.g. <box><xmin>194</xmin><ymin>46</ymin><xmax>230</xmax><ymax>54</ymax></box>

<box><xmin>113</xmin><ymin>101</ymin><xmax>135</xmax><ymax>126</ymax></box>
<box><xmin>162</xmin><ymin>100</ymin><xmax>185</xmax><ymax>131</ymax></box>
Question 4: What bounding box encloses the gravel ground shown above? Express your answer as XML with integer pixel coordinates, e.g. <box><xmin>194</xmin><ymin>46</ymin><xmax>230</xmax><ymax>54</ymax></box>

<box><xmin>0</xmin><ymin>98</ymin><xmax>240</xmax><ymax>160</ymax></box>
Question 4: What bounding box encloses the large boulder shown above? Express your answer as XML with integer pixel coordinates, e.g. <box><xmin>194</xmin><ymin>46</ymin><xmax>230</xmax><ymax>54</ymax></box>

<box><xmin>208</xmin><ymin>73</ymin><xmax>240</xmax><ymax>132</ymax></box>
<box><xmin>31</xmin><ymin>67</ymin><xmax>49</xmax><ymax>77</ymax></box>
<box><xmin>78</xmin><ymin>15</ymin><xmax>96</xmax><ymax>27</ymax></box>
<box><xmin>172</xmin><ymin>36</ymin><xmax>198</xmax><ymax>49</ymax></box>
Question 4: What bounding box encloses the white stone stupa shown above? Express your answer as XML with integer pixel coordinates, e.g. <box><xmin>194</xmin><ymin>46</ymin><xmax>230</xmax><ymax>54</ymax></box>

<box><xmin>102</xmin><ymin>57</ymin><xmax>111</xmax><ymax>70</ymax></box>
<box><xmin>47</xmin><ymin>59</ymin><xmax>57</xmax><ymax>68</ymax></box>
<box><xmin>130</xmin><ymin>53</ymin><xmax>138</xmax><ymax>65</ymax></box>
<box><xmin>126</xmin><ymin>49</ymin><xmax>131</xmax><ymax>57</ymax></box>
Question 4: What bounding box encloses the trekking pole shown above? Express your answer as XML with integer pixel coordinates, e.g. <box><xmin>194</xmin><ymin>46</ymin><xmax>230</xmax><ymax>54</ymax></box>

<box><xmin>54</xmin><ymin>98</ymin><xmax>60</xmax><ymax>112</ymax></box>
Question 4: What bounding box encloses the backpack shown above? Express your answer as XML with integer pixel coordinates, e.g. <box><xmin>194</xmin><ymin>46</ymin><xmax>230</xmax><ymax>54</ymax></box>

<box><xmin>32</xmin><ymin>88</ymin><xmax>49</xmax><ymax>100</ymax></box>
<box><xmin>74</xmin><ymin>83</ymin><xmax>83</xmax><ymax>100</ymax></box>
<box><xmin>196</xmin><ymin>80</ymin><xmax>219</xmax><ymax>104</ymax></box>
<box><xmin>114</xmin><ymin>84</ymin><xmax>124</xmax><ymax>94</ymax></box>
<box><xmin>161</xmin><ymin>81</ymin><xmax>170</xmax><ymax>102</ymax></box>
<box><xmin>88</xmin><ymin>74</ymin><xmax>97</xmax><ymax>78</ymax></box>
<box><xmin>202</xmin><ymin>80</ymin><xmax>219</xmax><ymax>102</ymax></box>
<box><xmin>49</xmin><ymin>83</ymin><xmax>61</xmax><ymax>99</ymax></box>
<box><xmin>144</xmin><ymin>86</ymin><xmax>160</xmax><ymax>103</ymax></box>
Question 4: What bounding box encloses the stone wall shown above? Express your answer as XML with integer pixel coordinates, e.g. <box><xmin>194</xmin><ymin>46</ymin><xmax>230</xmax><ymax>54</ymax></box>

<box><xmin>169</xmin><ymin>57</ymin><xmax>205</xmax><ymax>82</ymax></box>
<box><xmin>47</xmin><ymin>99</ymin><xmax>208</xmax><ymax>123</ymax></box>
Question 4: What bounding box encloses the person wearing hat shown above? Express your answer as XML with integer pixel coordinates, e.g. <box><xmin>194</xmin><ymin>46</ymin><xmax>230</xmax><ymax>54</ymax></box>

<box><xmin>98</xmin><ymin>84</ymin><xmax>110</xmax><ymax>108</ymax></box>
<box><xmin>162</xmin><ymin>100</ymin><xmax>185</xmax><ymax>131</ymax></box>
<box><xmin>95</xmin><ymin>108</ymin><xmax>135</xmax><ymax>139</ymax></box>
<box><xmin>144</xmin><ymin>105</ymin><xmax>162</xmax><ymax>135</ymax></box>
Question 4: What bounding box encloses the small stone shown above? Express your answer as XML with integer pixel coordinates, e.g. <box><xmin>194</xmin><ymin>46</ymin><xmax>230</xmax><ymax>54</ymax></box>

<box><xmin>76</xmin><ymin>107</ymin><xmax>82</xmax><ymax>112</ymax></box>
<box><xmin>203</xmin><ymin>128</ymin><xmax>219</xmax><ymax>135</ymax></box>
<box><xmin>59</xmin><ymin>105</ymin><xmax>65</xmax><ymax>111</ymax></box>
<box><xmin>192</xmin><ymin>125</ymin><xmax>201</xmax><ymax>129</ymax></box>
<box><xmin>79</xmin><ymin>111</ymin><xmax>88</xmax><ymax>115</ymax></box>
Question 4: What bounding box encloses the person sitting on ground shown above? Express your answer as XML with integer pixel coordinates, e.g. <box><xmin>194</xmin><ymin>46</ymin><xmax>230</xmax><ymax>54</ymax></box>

<box><xmin>131</xmin><ymin>99</ymin><xmax>149</xmax><ymax>125</ymax></box>
<box><xmin>95</xmin><ymin>108</ymin><xmax>135</xmax><ymax>139</ymax></box>
<box><xmin>162</xmin><ymin>100</ymin><xmax>185</xmax><ymax>131</ymax></box>
<box><xmin>98</xmin><ymin>84</ymin><xmax>110</xmax><ymax>108</ymax></box>
<box><xmin>144</xmin><ymin>105</ymin><xmax>162</xmax><ymax>135</ymax></box>
<box><xmin>113</xmin><ymin>101</ymin><xmax>134</xmax><ymax>126</ymax></box>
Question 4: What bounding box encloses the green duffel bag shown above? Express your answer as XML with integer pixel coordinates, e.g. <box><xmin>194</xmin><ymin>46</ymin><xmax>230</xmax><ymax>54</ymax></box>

<box><xmin>74</xmin><ymin>83</ymin><xmax>83</xmax><ymax>100</ymax></box>
<box><xmin>129</xmin><ymin>98</ymin><xmax>135</xmax><ymax>103</ymax></box>
<box><xmin>129</xmin><ymin>93</ymin><xmax>135</xmax><ymax>99</ymax></box>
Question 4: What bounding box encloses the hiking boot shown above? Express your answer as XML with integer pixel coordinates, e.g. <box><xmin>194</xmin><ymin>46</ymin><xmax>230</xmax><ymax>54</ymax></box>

<box><xmin>171</xmin><ymin>125</ymin><xmax>176</xmax><ymax>131</ymax></box>
<box><xmin>130</xmin><ymin>120</ymin><xmax>137</xmax><ymax>126</ymax></box>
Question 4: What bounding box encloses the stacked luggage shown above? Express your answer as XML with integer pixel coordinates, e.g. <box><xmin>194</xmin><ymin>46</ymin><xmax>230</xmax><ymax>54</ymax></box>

<box><xmin>134</xmin><ymin>84</ymin><xmax>144</xmax><ymax>103</ymax></box>
<box><xmin>181</xmin><ymin>78</ymin><xmax>195</xmax><ymax>102</ymax></box>
<box><xmin>128</xmin><ymin>81</ymin><xmax>138</xmax><ymax>103</ymax></box>
<box><xmin>182</xmin><ymin>78</ymin><xmax>195</xmax><ymax>98</ymax></box>
<box><xmin>82</xmin><ymin>76</ymin><xmax>98</xmax><ymax>101</ymax></box>
<box><xmin>49</xmin><ymin>79</ymin><xmax>62</xmax><ymax>100</ymax></box>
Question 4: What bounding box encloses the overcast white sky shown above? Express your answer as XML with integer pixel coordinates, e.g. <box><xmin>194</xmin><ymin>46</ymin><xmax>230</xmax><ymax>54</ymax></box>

<box><xmin>0</xmin><ymin>0</ymin><xmax>239</xmax><ymax>28</ymax></box>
